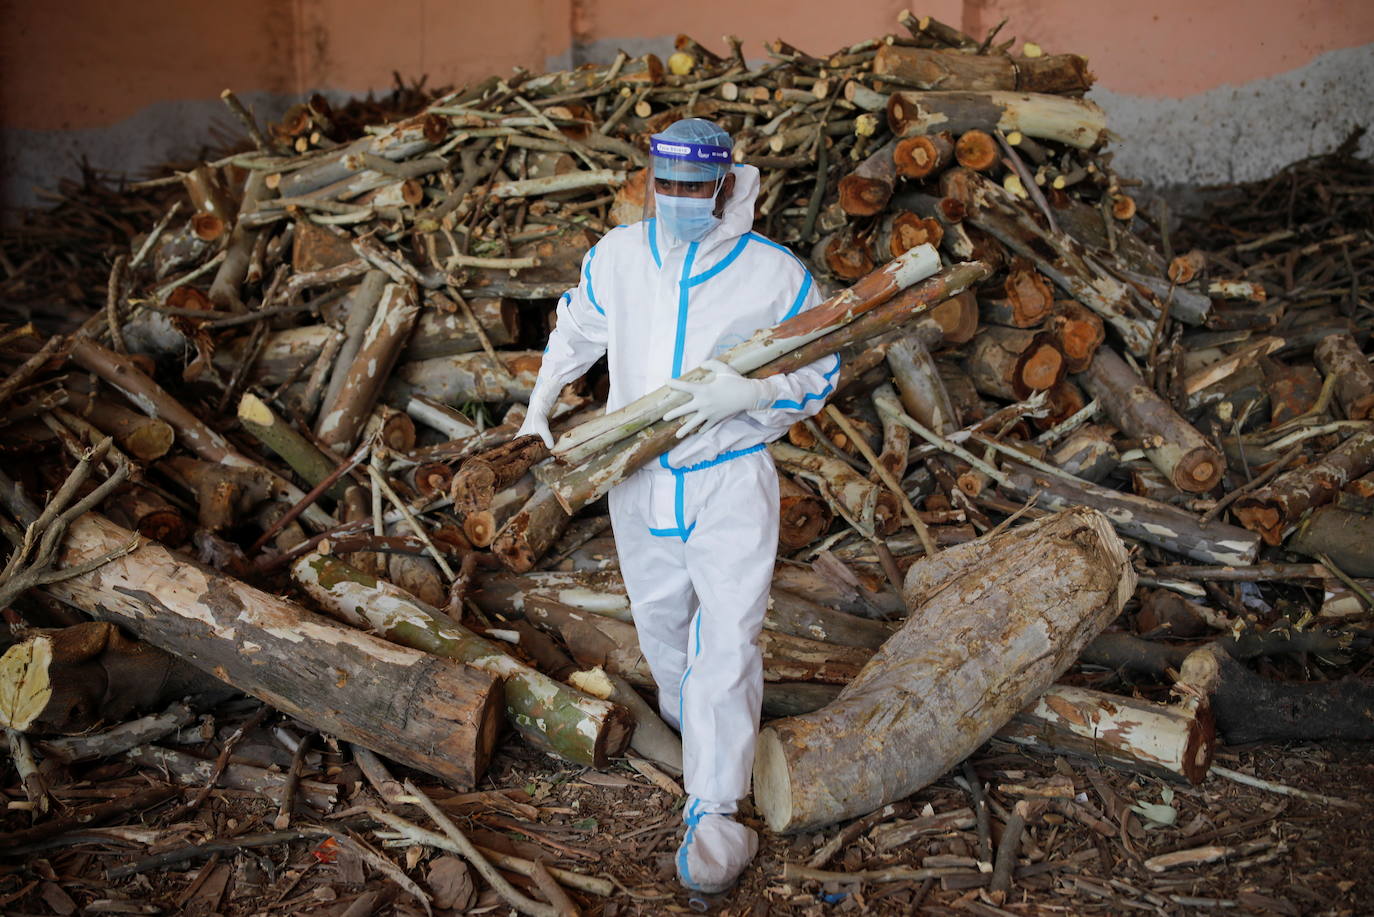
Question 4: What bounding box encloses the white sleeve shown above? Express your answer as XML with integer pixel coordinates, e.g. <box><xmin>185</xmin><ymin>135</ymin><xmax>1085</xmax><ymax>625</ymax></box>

<box><xmin>534</xmin><ymin>246</ymin><xmax>609</xmax><ymax>393</ymax></box>
<box><xmin>745</xmin><ymin>271</ymin><xmax>841</xmax><ymax>431</ymax></box>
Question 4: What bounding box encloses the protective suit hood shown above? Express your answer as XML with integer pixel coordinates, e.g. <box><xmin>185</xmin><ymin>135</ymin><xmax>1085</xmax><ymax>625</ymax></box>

<box><xmin>654</xmin><ymin>164</ymin><xmax>761</xmax><ymax>255</ymax></box>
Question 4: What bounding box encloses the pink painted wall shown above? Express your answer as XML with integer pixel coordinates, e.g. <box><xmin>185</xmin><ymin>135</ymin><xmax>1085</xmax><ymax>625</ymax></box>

<box><xmin>5</xmin><ymin>0</ymin><xmax>1372</xmax><ymax>133</ymax></box>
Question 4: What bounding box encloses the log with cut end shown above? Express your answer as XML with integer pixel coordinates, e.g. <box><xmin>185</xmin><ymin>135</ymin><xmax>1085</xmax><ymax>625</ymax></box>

<box><xmin>771</xmin><ymin>442</ymin><xmax>894</xmax><ymax>538</ymax></box>
<box><xmin>62</xmin><ymin>391</ymin><xmax>174</xmax><ymax>462</ymax></box>
<box><xmin>964</xmin><ymin>326</ymin><xmax>1065</xmax><ymax>400</ymax></box>
<box><xmin>105</xmin><ymin>484</ymin><xmax>192</xmax><ymax>548</ymax></box>
<box><xmin>886</xmin><ymin>91</ymin><xmax>1108</xmax><ymax>150</ymax></box>
<box><xmin>292</xmin><ymin>553</ymin><xmax>631</xmax><ymax>767</ymax></box>
<box><xmin>317</xmin><ymin>281</ymin><xmax>420</xmax><ymax>453</ymax></box>
<box><xmin>981</xmin><ymin>260</ymin><xmax>1054</xmax><ymax>328</ymax></box>
<box><xmin>491</xmin><ymin>484</ymin><xmax>573</xmax><ymax>573</ymax></box>
<box><xmin>385</xmin><ymin>351</ymin><xmax>542</xmax><ymax>405</ymax></box>
<box><xmin>1234</xmin><ymin>431</ymin><xmax>1374</xmax><ymax>545</ymax></box>
<box><xmin>894</xmin><ymin>132</ymin><xmax>954</xmax><ymax>179</ymax></box>
<box><xmin>876</xmin><ymin>212</ymin><xmax>943</xmax><ymax>262</ymax></box>
<box><xmin>838</xmin><ymin>138</ymin><xmax>899</xmax><ymax>216</ymax></box>
<box><xmin>464</xmin><ymin>474</ymin><xmax>537</xmax><ymax>548</ymax></box>
<box><xmin>996</xmin><ymin>684</ymin><xmax>1214</xmax><ymax>784</ymax></box>
<box><xmin>778</xmin><ymin>474</ymin><xmax>833</xmax><ymax>549</ymax></box>
<box><xmin>753</xmin><ymin>507</ymin><xmax>1134</xmax><ymax>833</ymax></box>
<box><xmin>44</xmin><ymin>513</ymin><xmax>504</xmax><ymax>788</ymax></box>
<box><xmin>1046</xmin><ymin>300</ymin><xmax>1104</xmax><ymax>372</ymax></box>
<box><xmin>451</xmin><ymin>436</ymin><xmax>550</xmax><ymax>517</ymax></box>
<box><xmin>160</xmin><ymin>455</ymin><xmax>272</xmax><ymax>533</ymax></box>
<box><xmin>940</xmin><ymin>168</ymin><xmax>1156</xmax><ymax>354</ymax></box>
<box><xmin>1000</xmin><ymin>463</ymin><xmax>1260</xmax><ymax>566</ymax></box>
<box><xmin>1314</xmin><ymin>332</ymin><xmax>1374</xmax><ymax>420</ymax></box>
<box><xmin>870</xmin><ymin>384</ymin><xmax>912</xmax><ymax>482</ymax></box>
<box><xmin>238</xmin><ymin>392</ymin><xmax>349</xmax><ymax>502</ymax></box>
<box><xmin>812</xmin><ymin>228</ymin><xmax>875</xmax><ymax>280</ymax></box>
<box><xmin>954</xmin><ymin>130</ymin><xmax>999</xmax><ymax>172</ymax></box>
<box><xmin>1078</xmin><ymin>347</ymin><xmax>1225</xmax><ymax>493</ymax></box>
<box><xmin>0</xmin><ymin>622</ymin><xmax>233</xmax><ymax>735</ymax></box>
<box><xmin>873</xmin><ymin>45</ymin><xmax>1093</xmax><ymax>94</ymax></box>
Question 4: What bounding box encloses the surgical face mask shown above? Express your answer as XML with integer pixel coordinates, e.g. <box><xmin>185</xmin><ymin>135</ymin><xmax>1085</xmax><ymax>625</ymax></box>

<box><xmin>654</xmin><ymin>190</ymin><xmax>720</xmax><ymax>243</ymax></box>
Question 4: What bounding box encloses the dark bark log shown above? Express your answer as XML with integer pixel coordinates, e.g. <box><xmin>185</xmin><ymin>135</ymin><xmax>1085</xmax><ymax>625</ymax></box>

<box><xmin>1288</xmin><ymin>504</ymin><xmax>1374</xmax><ymax>577</ymax></box>
<box><xmin>451</xmin><ymin>436</ymin><xmax>551</xmax><ymax>518</ymax></box>
<box><xmin>1263</xmin><ymin>360</ymin><xmax>1323</xmax><ymax>425</ymax></box>
<box><xmin>873</xmin><ymin>45</ymin><xmax>1093</xmax><ymax>94</ymax></box>
<box><xmin>839</xmin><ymin>139</ymin><xmax>899</xmax><ymax>216</ymax></box>
<box><xmin>1314</xmin><ymin>333</ymin><xmax>1374</xmax><ymax>420</ymax></box>
<box><xmin>105</xmin><ymin>484</ymin><xmax>192</xmax><ymax>548</ymax></box>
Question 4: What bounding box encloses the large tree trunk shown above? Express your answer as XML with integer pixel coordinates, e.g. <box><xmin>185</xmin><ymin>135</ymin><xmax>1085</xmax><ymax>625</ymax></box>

<box><xmin>753</xmin><ymin>508</ymin><xmax>1133</xmax><ymax>833</ymax></box>
<box><xmin>44</xmin><ymin>513</ymin><xmax>504</xmax><ymax>789</ymax></box>
<box><xmin>292</xmin><ymin>553</ymin><xmax>632</xmax><ymax>767</ymax></box>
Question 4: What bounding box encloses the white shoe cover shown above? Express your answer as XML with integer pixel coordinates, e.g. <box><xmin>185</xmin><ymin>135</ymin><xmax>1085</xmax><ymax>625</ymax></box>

<box><xmin>675</xmin><ymin>810</ymin><xmax>758</xmax><ymax>894</ymax></box>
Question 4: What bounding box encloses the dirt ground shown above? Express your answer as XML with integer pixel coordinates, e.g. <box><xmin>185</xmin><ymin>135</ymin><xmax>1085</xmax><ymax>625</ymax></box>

<box><xmin>3</xmin><ymin>727</ymin><xmax>1372</xmax><ymax>916</ymax></box>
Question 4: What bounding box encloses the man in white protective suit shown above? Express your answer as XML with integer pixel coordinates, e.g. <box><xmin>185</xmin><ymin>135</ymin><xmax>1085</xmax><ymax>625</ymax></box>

<box><xmin>517</xmin><ymin>118</ymin><xmax>841</xmax><ymax>894</ymax></box>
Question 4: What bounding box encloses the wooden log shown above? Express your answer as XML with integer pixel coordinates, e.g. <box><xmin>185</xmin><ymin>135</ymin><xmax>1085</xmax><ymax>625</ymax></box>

<box><xmin>207</xmin><ymin>170</ymin><xmax>271</xmax><ymax>312</ymax></box>
<box><xmin>1288</xmin><ymin>505</ymin><xmax>1374</xmax><ymax>577</ymax></box>
<box><xmin>753</xmin><ymin>507</ymin><xmax>1134</xmax><ymax>832</ymax></box>
<box><xmin>927</xmin><ymin>290</ymin><xmax>980</xmax><ymax>344</ymax></box>
<box><xmin>464</xmin><ymin>475</ymin><xmax>537</xmax><ymax>548</ymax></box>
<box><xmin>997</xmin><ymin>684</ymin><xmax>1214</xmax><ymax>784</ymax></box>
<box><xmin>568</xmin><ymin>667</ymin><xmax>683</xmax><ymax>774</ymax></box>
<box><xmin>386</xmin><ymin>352</ymin><xmax>542</xmax><ymax>405</ymax></box>
<box><xmin>981</xmin><ymin>260</ymin><xmax>1054</xmax><ymax>328</ymax></box>
<box><xmin>812</xmin><ymin>228</ymin><xmax>875</xmax><ymax>280</ymax></box>
<box><xmin>69</xmin><ymin>338</ymin><xmax>333</xmax><ymax>530</ymax></box>
<box><xmin>525</xmin><ymin>596</ymin><xmax>875</xmax><ymax>687</ymax></box>
<box><xmin>401</xmin><ymin>297</ymin><xmax>518</xmax><ymax>362</ymax></box>
<box><xmin>839</xmin><ymin>139</ymin><xmax>899</xmax><ymax>216</ymax></box>
<box><xmin>491</xmin><ymin>485</ymin><xmax>573</xmax><ymax>573</ymax></box>
<box><xmin>319</xmin><ymin>271</ymin><xmax>387</xmax><ymax>422</ymax></box>
<box><xmin>318</xmin><ymin>282</ymin><xmax>420</xmax><ymax>453</ymax></box>
<box><xmin>1232</xmin><ymin>431</ymin><xmax>1374</xmax><ymax>545</ymax></box>
<box><xmin>45</xmin><ymin>513</ymin><xmax>503</xmax><ymax>788</ymax></box>
<box><xmin>875</xmin><ymin>211</ymin><xmax>943</xmax><ymax>262</ymax></box>
<box><xmin>941</xmin><ymin>167</ymin><xmax>1156</xmax><ymax>354</ymax></box>
<box><xmin>292</xmin><ymin>553</ymin><xmax>631</xmax><ymax>767</ymax></box>
<box><xmin>1034</xmin><ymin>379</ymin><xmax>1089</xmax><ymax>430</ymax></box>
<box><xmin>62</xmin><ymin>391</ymin><xmax>174</xmax><ymax>462</ymax></box>
<box><xmin>893</xmin><ymin>132</ymin><xmax>954</xmax><ymax>179</ymax></box>
<box><xmin>872</xmin><ymin>45</ymin><xmax>1093</xmax><ymax>94</ymax></box>
<box><xmin>0</xmin><ymin>622</ymin><xmax>232</xmax><ymax>735</ymax></box>
<box><xmin>105</xmin><ymin>484</ymin><xmax>192</xmax><ymax>548</ymax></box>
<box><xmin>278</xmin><ymin>114</ymin><xmax>438</xmax><ymax>197</ymax></box>
<box><xmin>771</xmin><ymin>442</ymin><xmax>892</xmax><ymax>538</ymax></box>
<box><xmin>778</xmin><ymin>474</ymin><xmax>833</xmax><ymax>550</ymax></box>
<box><xmin>771</xmin><ymin>564</ymin><xmax>906</xmax><ymax>620</ymax></box>
<box><xmin>870</xmin><ymin>384</ymin><xmax>912</xmax><ymax>483</ymax></box>
<box><xmin>888</xmin><ymin>332</ymin><xmax>959</xmax><ymax>434</ymax></box>
<box><xmin>1045</xmin><ymin>300</ymin><xmax>1104</xmax><ymax>372</ymax></box>
<box><xmin>451</xmin><ymin>436</ymin><xmax>550</xmax><ymax>518</ymax></box>
<box><xmin>887</xmin><ymin>91</ymin><xmax>1108</xmax><ymax>149</ymax></box>
<box><xmin>1000</xmin><ymin>463</ymin><xmax>1260</xmax><ymax>566</ymax></box>
<box><xmin>1264</xmin><ymin>360</ymin><xmax>1323</xmax><ymax>425</ymax></box>
<box><xmin>1078</xmin><ymin>347</ymin><xmax>1225</xmax><ymax>493</ymax></box>
<box><xmin>954</xmin><ymin>129</ymin><xmax>999</xmax><ymax>172</ymax></box>
<box><xmin>238</xmin><ymin>393</ymin><xmax>348</xmax><ymax>502</ymax></box>
<box><xmin>964</xmin><ymin>326</ymin><xmax>1065</xmax><ymax>400</ymax></box>
<box><xmin>160</xmin><ymin>455</ymin><xmax>272</xmax><ymax>533</ymax></box>
<box><xmin>1314</xmin><ymin>333</ymin><xmax>1374</xmax><ymax>420</ymax></box>
<box><xmin>1049</xmin><ymin>425</ymin><xmax>1119</xmax><ymax>483</ymax></box>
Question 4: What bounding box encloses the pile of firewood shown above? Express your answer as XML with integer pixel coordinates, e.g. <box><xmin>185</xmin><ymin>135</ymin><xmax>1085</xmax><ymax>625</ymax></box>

<box><xmin>2</xmin><ymin>14</ymin><xmax>1373</xmax><ymax>909</ymax></box>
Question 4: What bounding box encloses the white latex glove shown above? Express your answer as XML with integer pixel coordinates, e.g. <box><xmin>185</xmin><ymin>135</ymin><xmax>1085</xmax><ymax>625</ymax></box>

<box><xmin>664</xmin><ymin>360</ymin><xmax>772</xmax><ymax>439</ymax></box>
<box><xmin>517</xmin><ymin>383</ymin><xmax>558</xmax><ymax>448</ymax></box>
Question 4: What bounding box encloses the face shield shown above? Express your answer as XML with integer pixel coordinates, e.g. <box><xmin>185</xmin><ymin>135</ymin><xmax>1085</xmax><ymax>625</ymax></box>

<box><xmin>644</xmin><ymin>119</ymin><xmax>733</xmax><ymax>248</ymax></box>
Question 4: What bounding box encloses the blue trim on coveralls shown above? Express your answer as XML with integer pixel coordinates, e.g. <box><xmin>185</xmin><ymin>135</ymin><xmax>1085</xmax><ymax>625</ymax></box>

<box><xmin>781</xmin><ymin>270</ymin><xmax>813</xmax><ymax>320</ymax></box>
<box><xmin>678</xmin><ymin>795</ymin><xmax>704</xmax><ymax>889</ymax></box>
<box><xmin>770</xmin><ymin>352</ymin><xmax>842</xmax><ymax>410</ymax></box>
<box><xmin>583</xmin><ymin>247</ymin><xmax>605</xmax><ymax>315</ymax></box>
<box><xmin>648</xmin><ymin>218</ymin><xmax>662</xmax><ymax>269</ymax></box>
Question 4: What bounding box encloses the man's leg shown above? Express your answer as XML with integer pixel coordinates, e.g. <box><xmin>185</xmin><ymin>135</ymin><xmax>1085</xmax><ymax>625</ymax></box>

<box><xmin>609</xmin><ymin>469</ymin><xmax>697</xmax><ymax>729</ymax></box>
<box><xmin>674</xmin><ymin>452</ymin><xmax>779</xmax><ymax>893</ymax></box>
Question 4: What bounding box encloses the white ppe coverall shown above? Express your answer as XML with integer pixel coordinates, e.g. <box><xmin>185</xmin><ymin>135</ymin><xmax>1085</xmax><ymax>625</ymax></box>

<box><xmin>528</xmin><ymin>164</ymin><xmax>837</xmax><ymax>884</ymax></box>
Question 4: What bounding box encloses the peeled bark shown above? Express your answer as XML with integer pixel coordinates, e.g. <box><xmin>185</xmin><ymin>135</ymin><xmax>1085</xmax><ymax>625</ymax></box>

<box><xmin>873</xmin><ymin>45</ymin><xmax>1093</xmax><ymax>94</ymax></box>
<box><xmin>997</xmin><ymin>684</ymin><xmax>1214</xmax><ymax>784</ymax></box>
<box><xmin>46</xmin><ymin>513</ymin><xmax>504</xmax><ymax>788</ymax></box>
<box><xmin>869</xmin><ymin>384</ymin><xmax>912</xmax><ymax>483</ymax></box>
<box><xmin>1001</xmin><ymin>463</ymin><xmax>1260</xmax><ymax>566</ymax></box>
<box><xmin>293</xmin><ymin>553</ymin><xmax>632</xmax><ymax>767</ymax></box>
<box><xmin>1314</xmin><ymin>333</ymin><xmax>1374</xmax><ymax>420</ymax></box>
<box><xmin>1233</xmin><ymin>431</ymin><xmax>1374</xmax><ymax>545</ymax></box>
<box><xmin>1049</xmin><ymin>425</ymin><xmax>1119</xmax><ymax>483</ymax></box>
<box><xmin>887</xmin><ymin>91</ymin><xmax>1108</xmax><ymax>150</ymax></box>
<box><xmin>753</xmin><ymin>508</ymin><xmax>1133</xmax><ymax>833</ymax></box>
<box><xmin>1079</xmin><ymin>347</ymin><xmax>1225</xmax><ymax>493</ymax></box>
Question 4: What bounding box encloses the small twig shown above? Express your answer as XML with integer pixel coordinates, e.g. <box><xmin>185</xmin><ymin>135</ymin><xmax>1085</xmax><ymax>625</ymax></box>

<box><xmin>129</xmin><ymin>201</ymin><xmax>182</xmax><ymax>270</ymax></box>
<box><xmin>401</xmin><ymin>780</ymin><xmax>560</xmax><ymax>917</ymax></box>
<box><xmin>826</xmin><ymin>405</ymin><xmax>937</xmax><ymax>555</ymax></box>
<box><xmin>104</xmin><ymin>255</ymin><xmax>129</xmax><ymax>353</ymax></box>
<box><xmin>894</xmin><ymin>413</ymin><xmax>1013</xmax><ymax>489</ymax></box>
<box><xmin>1317</xmin><ymin>553</ymin><xmax>1374</xmax><ymax>611</ymax></box>
<box><xmin>961</xmin><ymin>760</ymin><xmax>994</xmax><ymax>869</ymax></box>
<box><xmin>0</xmin><ymin>334</ymin><xmax>67</xmax><ymax>409</ymax></box>
<box><xmin>7</xmin><ymin>729</ymin><xmax>50</xmax><ymax>814</ymax></box>
<box><xmin>248</xmin><ymin>441</ymin><xmax>371</xmax><ymax>555</ymax></box>
<box><xmin>781</xmin><ymin>863</ymin><xmax>977</xmax><ymax>884</ymax></box>
<box><xmin>990</xmin><ymin>800</ymin><xmax>1030</xmax><ymax>896</ymax></box>
<box><xmin>807</xmin><ymin>801</ymin><xmax>912</xmax><ymax>869</ymax></box>
<box><xmin>1210</xmin><ymin>764</ymin><xmax>1358</xmax><ymax>809</ymax></box>
<box><xmin>274</xmin><ymin>732</ymin><xmax>313</xmax><ymax>830</ymax></box>
<box><xmin>164</xmin><ymin>705</ymin><xmax>272</xmax><ymax>821</ymax></box>
<box><xmin>221</xmin><ymin>89</ymin><xmax>277</xmax><ymax>154</ymax></box>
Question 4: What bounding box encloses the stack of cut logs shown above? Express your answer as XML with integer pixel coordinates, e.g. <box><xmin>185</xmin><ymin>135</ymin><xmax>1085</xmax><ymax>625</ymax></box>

<box><xmin>3</xmin><ymin>13</ymin><xmax>1373</xmax><ymax>844</ymax></box>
